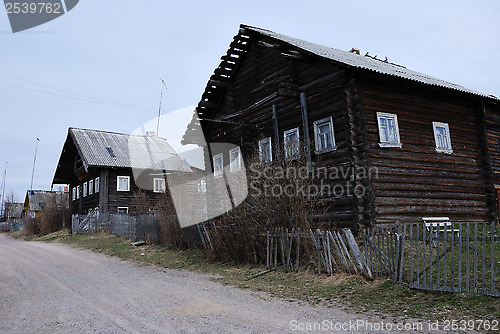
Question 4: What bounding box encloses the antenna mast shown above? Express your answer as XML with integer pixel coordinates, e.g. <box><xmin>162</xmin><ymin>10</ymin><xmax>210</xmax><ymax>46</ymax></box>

<box><xmin>156</xmin><ymin>79</ymin><xmax>167</xmax><ymax>137</ymax></box>
<box><xmin>30</xmin><ymin>138</ymin><xmax>40</xmax><ymax>191</ymax></box>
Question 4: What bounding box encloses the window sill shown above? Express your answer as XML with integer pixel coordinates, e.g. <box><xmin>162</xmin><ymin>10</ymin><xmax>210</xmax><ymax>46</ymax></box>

<box><xmin>436</xmin><ymin>148</ymin><xmax>453</xmax><ymax>154</ymax></box>
<box><xmin>315</xmin><ymin>146</ymin><xmax>338</xmax><ymax>154</ymax></box>
<box><xmin>379</xmin><ymin>142</ymin><xmax>402</xmax><ymax>148</ymax></box>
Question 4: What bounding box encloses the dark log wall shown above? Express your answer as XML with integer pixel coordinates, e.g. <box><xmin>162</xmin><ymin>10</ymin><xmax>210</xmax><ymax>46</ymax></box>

<box><xmin>70</xmin><ymin>170</ymin><xmax>100</xmax><ymax>215</ymax></box>
<box><xmin>70</xmin><ymin>167</ymin><xmax>172</xmax><ymax>215</ymax></box>
<box><xmin>106</xmin><ymin>168</ymin><xmax>168</xmax><ymax>215</ymax></box>
<box><xmin>485</xmin><ymin>104</ymin><xmax>500</xmax><ymax>185</ymax></box>
<box><xmin>203</xmin><ymin>36</ymin><xmax>359</xmax><ymax>228</ymax></box>
<box><xmin>361</xmin><ymin>77</ymin><xmax>490</xmax><ymax>223</ymax></box>
<box><xmin>484</xmin><ymin>103</ymin><xmax>500</xmax><ymax>221</ymax></box>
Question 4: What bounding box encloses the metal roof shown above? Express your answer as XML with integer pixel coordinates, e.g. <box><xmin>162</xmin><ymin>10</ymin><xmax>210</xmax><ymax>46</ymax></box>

<box><xmin>241</xmin><ymin>25</ymin><xmax>497</xmax><ymax>100</ymax></box>
<box><xmin>69</xmin><ymin>128</ymin><xmax>192</xmax><ymax>172</ymax></box>
<box><xmin>25</xmin><ymin>190</ymin><xmax>69</xmax><ymax>212</ymax></box>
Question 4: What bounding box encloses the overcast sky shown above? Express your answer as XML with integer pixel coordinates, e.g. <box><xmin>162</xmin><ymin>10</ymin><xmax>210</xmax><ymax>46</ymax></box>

<box><xmin>1</xmin><ymin>0</ymin><xmax>499</xmax><ymax>202</ymax></box>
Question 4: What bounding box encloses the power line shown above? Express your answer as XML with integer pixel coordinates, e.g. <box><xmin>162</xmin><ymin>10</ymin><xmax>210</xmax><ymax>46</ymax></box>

<box><xmin>0</xmin><ymin>74</ymin><xmax>158</xmax><ymax>114</ymax></box>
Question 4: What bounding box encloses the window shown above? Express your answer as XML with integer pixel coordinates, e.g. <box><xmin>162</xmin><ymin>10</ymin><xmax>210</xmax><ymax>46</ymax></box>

<box><xmin>197</xmin><ymin>179</ymin><xmax>206</xmax><ymax>193</ymax></box>
<box><xmin>213</xmin><ymin>153</ymin><xmax>223</xmax><ymax>178</ymax></box>
<box><xmin>89</xmin><ymin>180</ymin><xmax>94</xmax><ymax>195</ymax></box>
<box><xmin>433</xmin><ymin>122</ymin><xmax>453</xmax><ymax>154</ymax></box>
<box><xmin>229</xmin><ymin>147</ymin><xmax>242</xmax><ymax>172</ymax></box>
<box><xmin>76</xmin><ymin>185</ymin><xmax>80</xmax><ymax>199</ymax></box>
<box><xmin>259</xmin><ymin>137</ymin><xmax>272</xmax><ymax>163</ymax></box>
<box><xmin>313</xmin><ymin>117</ymin><xmax>336</xmax><ymax>153</ymax></box>
<box><xmin>83</xmin><ymin>182</ymin><xmax>88</xmax><ymax>197</ymax></box>
<box><xmin>377</xmin><ymin>112</ymin><xmax>402</xmax><ymax>147</ymax></box>
<box><xmin>117</xmin><ymin>207</ymin><xmax>129</xmax><ymax>214</ymax></box>
<box><xmin>284</xmin><ymin>128</ymin><xmax>300</xmax><ymax>160</ymax></box>
<box><xmin>153</xmin><ymin>178</ymin><xmax>166</xmax><ymax>193</ymax></box>
<box><xmin>117</xmin><ymin>176</ymin><xmax>130</xmax><ymax>191</ymax></box>
<box><xmin>72</xmin><ymin>187</ymin><xmax>76</xmax><ymax>201</ymax></box>
<box><xmin>95</xmin><ymin>177</ymin><xmax>99</xmax><ymax>193</ymax></box>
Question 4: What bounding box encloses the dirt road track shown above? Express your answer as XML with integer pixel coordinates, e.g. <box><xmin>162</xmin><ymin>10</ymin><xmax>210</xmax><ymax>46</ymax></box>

<box><xmin>1</xmin><ymin>234</ymin><xmax>443</xmax><ymax>333</ymax></box>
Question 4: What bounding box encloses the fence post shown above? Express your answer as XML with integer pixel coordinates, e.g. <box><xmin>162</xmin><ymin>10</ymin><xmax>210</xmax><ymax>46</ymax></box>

<box><xmin>394</xmin><ymin>222</ymin><xmax>402</xmax><ymax>283</ymax></box>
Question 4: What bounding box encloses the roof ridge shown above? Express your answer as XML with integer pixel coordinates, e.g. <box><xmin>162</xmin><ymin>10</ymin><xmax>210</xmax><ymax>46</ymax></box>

<box><xmin>69</xmin><ymin>127</ymin><xmax>168</xmax><ymax>140</ymax></box>
<box><xmin>239</xmin><ymin>25</ymin><xmax>496</xmax><ymax>100</ymax></box>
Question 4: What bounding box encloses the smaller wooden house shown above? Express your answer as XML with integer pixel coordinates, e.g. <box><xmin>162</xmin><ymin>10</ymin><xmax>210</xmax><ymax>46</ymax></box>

<box><xmin>23</xmin><ymin>190</ymin><xmax>69</xmax><ymax>218</ymax></box>
<box><xmin>52</xmin><ymin>128</ymin><xmax>192</xmax><ymax>218</ymax></box>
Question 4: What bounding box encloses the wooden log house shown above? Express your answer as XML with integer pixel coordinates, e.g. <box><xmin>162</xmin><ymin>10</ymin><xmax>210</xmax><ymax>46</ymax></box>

<box><xmin>184</xmin><ymin>25</ymin><xmax>500</xmax><ymax>229</ymax></box>
<box><xmin>52</xmin><ymin>128</ymin><xmax>192</xmax><ymax>218</ymax></box>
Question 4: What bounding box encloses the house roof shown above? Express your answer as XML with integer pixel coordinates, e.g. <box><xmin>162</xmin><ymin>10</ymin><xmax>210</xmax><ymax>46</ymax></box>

<box><xmin>5</xmin><ymin>202</ymin><xmax>23</xmax><ymax>218</ymax></box>
<box><xmin>53</xmin><ymin>128</ymin><xmax>191</xmax><ymax>184</ymax></box>
<box><xmin>242</xmin><ymin>25</ymin><xmax>497</xmax><ymax>100</ymax></box>
<box><xmin>195</xmin><ymin>24</ymin><xmax>498</xmax><ymax>124</ymax></box>
<box><xmin>24</xmin><ymin>190</ymin><xmax>69</xmax><ymax>212</ymax></box>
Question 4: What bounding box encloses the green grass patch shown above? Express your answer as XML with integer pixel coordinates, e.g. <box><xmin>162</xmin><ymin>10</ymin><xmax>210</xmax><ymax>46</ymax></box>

<box><xmin>15</xmin><ymin>230</ymin><xmax>500</xmax><ymax>325</ymax></box>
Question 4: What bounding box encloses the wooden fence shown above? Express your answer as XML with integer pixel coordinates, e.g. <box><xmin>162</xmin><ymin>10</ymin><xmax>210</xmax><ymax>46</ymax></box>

<box><xmin>71</xmin><ymin>213</ymin><xmax>160</xmax><ymax>242</ymax></box>
<box><xmin>263</xmin><ymin>222</ymin><xmax>498</xmax><ymax>297</ymax></box>
<box><xmin>266</xmin><ymin>228</ymin><xmax>373</xmax><ymax>279</ymax></box>
<box><xmin>362</xmin><ymin>222</ymin><xmax>499</xmax><ymax>297</ymax></box>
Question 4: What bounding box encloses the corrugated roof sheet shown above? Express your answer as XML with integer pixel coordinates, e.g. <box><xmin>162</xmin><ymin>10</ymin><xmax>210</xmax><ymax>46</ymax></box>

<box><xmin>242</xmin><ymin>25</ymin><xmax>497</xmax><ymax>100</ymax></box>
<box><xmin>70</xmin><ymin>128</ymin><xmax>192</xmax><ymax>172</ymax></box>
<box><xmin>26</xmin><ymin>190</ymin><xmax>69</xmax><ymax>211</ymax></box>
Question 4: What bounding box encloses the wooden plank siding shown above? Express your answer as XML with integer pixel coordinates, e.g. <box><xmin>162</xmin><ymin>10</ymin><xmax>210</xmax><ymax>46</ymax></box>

<box><xmin>70</xmin><ymin>170</ymin><xmax>100</xmax><ymax>215</ymax></box>
<box><xmin>70</xmin><ymin>167</ymin><xmax>171</xmax><ymax>216</ymax></box>
<box><xmin>485</xmin><ymin>105</ymin><xmax>500</xmax><ymax>185</ymax></box>
<box><xmin>361</xmin><ymin>77</ymin><xmax>491</xmax><ymax>223</ymax></box>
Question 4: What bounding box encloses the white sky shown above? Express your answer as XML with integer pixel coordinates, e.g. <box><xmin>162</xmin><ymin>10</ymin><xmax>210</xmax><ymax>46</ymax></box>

<box><xmin>1</xmin><ymin>0</ymin><xmax>499</xmax><ymax>202</ymax></box>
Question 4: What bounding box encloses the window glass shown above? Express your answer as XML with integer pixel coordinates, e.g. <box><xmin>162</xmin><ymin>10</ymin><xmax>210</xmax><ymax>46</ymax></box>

<box><xmin>117</xmin><ymin>176</ymin><xmax>130</xmax><ymax>191</ymax></box>
<box><xmin>377</xmin><ymin>113</ymin><xmax>401</xmax><ymax>147</ymax></box>
<box><xmin>229</xmin><ymin>147</ymin><xmax>241</xmax><ymax>172</ymax></box>
<box><xmin>259</xmin><ymin>137</ymin><xmax>272</xmax><ymax>163</ymax></box>
<box><xmin>213</xmin><ymin>153</ymin><xmax>223</xmax><ymax>178</ymax></box>
<box><xmin>284</xmin><ymin>128</ymin><xmax>300</xmax><ymax>160</ymax></box>
<box><xmin>314</xmin><ymin>117</ymin><xmax>336</xmax><ymax>153</ymax></box>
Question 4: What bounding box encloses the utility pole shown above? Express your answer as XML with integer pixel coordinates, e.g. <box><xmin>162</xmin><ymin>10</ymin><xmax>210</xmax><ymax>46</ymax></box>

<box><xmin>0</xmin><ymin>162</ymin><xmax>7</xmax><ymax>218</ymax></box>
<box><xmin>30</xmin><ymin>138</ymin><xmax>40</xmax><ymax>191</ymax></box>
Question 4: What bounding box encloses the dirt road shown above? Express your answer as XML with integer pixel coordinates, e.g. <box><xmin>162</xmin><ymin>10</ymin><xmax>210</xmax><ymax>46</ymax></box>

<box><xmin>0</xmin><ymin>234</ymin><xmax>443</xmax><ymax>333</ymax></box>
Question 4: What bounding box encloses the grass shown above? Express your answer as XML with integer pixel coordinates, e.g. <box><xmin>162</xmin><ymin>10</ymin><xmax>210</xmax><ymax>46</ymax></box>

<box><xmin>8</xmin><ymin>229</ymin><xmax>500</xmax><ymax>326</ymax></box>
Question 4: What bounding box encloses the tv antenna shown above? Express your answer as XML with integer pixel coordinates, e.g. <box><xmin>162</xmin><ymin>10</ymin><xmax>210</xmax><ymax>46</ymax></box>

<box><xmin>156</xmin><ymin>79</ymin><xmax>167</xmax><ymax>137</ymax></box>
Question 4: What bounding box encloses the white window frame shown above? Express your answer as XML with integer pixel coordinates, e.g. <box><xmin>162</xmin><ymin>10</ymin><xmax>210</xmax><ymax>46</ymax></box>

<box><xmin>213</xmin><ymin>153</ymin><xmax>223</xmax><ymax>179</ymax></box>
<box><xmin>284</xmin><ymin>127</ymin><xmax>300</xmax><ymax>160</ymax></box>
<box><xmin>117</xmin><ymin>176</ymin><xmax>130</xmax><ymax>192</ymax></box>
<box><xmin>95</xmin><ymin>177</ymin><xmax>100</xmax><ymax>193</ymax></box>
<box><xmin>259</xmin><ymin>137</ymin><xmax>273</xmax><ymax>163</ymax></box>
<box><xmin>376</xmin><ymin>112</ymin><xmax>402</xmax><ymax>148</ymax></box>
<box><xmin>72</xmin><ymin>187</ymin><xmax>76</xmax><ymax>201</ymax></box>
<box><xmin>313</xmin><ymin>116</ymin><xmax>337</xmax><ymax>153</ymax></box>
<box><xmin>117</xmin><ymin>206</ymin><xmax>129</xmax><ymax>214</ymax></box>
<box><xmin>229</xmin><ymin>146</ymin><xmax>242</xmax><ymax>172</ymax></box>
<box><xmin>432</xmin><ymin>122</ymin><xmax>453</xmax><ymax>154</ymax></box>
<box><xmin>83</xmin><ymin>182</ymin><xmax>88</xmax><ymax>197</ymax></box>
<box><xmin>76</xmin><ymin>185</ymin><xmax>80</xmax><ymax>199</ymax></box>
<box><xmin>197</xmin><ymin>179</ymin><xmax>207</xmax><ymax>193</ymax></box>
<box><xmin>153</xmin><ymin>178</ymin><xmax>166</xmax><ymax>193</ymax></box>
<box><xmin>89</xmin><ymin>180</ymin><xmax>93</xmax><ymax>195</ymax></box>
